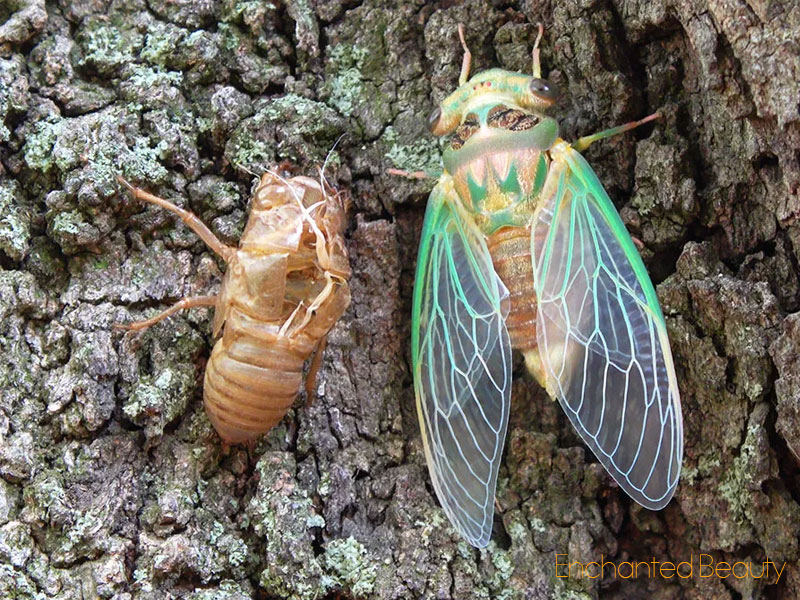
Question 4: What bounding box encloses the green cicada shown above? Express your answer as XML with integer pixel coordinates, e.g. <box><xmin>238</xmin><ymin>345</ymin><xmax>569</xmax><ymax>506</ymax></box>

<box><xmin>411</xmin><ymin>25</ymin><xmax>683</xmax><ymax>547</ymax></box>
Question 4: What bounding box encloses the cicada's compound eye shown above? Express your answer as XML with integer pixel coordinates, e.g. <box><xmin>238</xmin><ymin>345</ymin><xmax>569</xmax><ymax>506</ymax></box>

<box><xmin>427</xmin><ymin>106</ymin><xmax>443</xmax><ymax>133</ymax></box>
<box><xmin>529</xmin><ymin>78</ymin><xmax>559</xmax><ymax>104</ymax></box>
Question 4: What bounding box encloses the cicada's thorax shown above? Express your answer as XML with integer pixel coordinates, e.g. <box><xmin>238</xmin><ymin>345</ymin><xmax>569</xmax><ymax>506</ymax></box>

<box><xmin>437</xmin><ymin>73</ymin><xmax>559</xmax><ymax>358</ymax></box>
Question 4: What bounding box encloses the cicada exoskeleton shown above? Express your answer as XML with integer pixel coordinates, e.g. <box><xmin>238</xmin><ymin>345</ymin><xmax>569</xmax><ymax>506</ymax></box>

<box><xmin>118</xmin><ymin>170</ymin><xmax>350</xmax><ymax>444</ymax></box>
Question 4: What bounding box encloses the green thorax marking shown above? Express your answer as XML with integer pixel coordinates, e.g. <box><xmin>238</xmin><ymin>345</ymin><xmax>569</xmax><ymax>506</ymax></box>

<box><xmin>433</xmin><ymin>68</ymin><xmax>560</xmax><ymax>235</ymax></box>
<box><xmin>442</xmin><ymin>114</ymin><xmax>557</xmax><ymax>234</ymax></box>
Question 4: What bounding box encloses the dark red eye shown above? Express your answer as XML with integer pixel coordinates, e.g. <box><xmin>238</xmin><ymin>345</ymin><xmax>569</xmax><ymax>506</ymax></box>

<box><xmin>529</xmin><ymin>78</ymin><xmax>558</xmax><ymax>102</ymax></box>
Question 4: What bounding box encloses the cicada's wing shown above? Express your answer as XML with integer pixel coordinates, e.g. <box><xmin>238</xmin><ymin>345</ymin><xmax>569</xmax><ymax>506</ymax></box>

<box><xmin>532</xmin><ymin>147</ymin><xmax>682</xmax><ymax>509</ymax></box>
<box><xmin>412</xmin><ymin>179</ymin><xmax>512</xmax><ymax>547</ymax></box>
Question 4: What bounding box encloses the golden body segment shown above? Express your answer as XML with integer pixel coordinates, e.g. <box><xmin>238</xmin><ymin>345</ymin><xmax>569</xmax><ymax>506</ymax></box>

<box><xmin>486</xmin><ymin>227</ymin><xmax>538</xmax><ymax>352</ymax></box>
<box><xmin>119</xmin><ymin>173</ymin><xmax>351</xmax><ymax>444</ymax></box>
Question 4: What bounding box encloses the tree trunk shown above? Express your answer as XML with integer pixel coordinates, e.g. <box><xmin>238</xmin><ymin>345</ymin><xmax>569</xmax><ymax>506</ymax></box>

<box><xmin>1</xmin><ymin>0</ymin><xmax>799</xmax><ymax>598</ymax></box>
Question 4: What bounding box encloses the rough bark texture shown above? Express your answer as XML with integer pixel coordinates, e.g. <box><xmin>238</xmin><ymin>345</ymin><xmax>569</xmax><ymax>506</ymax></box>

<box><xmin>1</xmin><ymin>0</ymin><xmax>799</xmax><ymax>598</ymax></box>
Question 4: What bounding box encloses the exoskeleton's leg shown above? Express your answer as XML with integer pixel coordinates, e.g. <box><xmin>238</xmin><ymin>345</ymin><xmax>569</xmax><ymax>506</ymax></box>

<box><xmin>117</xmin><ymin>176</ymin><xmax>235</xmax><ymax>262</ymax></box>
<box><xmin>304</xmin><ymin>335</ymin><xmax>329</xmax><ymax>405</ymax></box>
<box><xmin>117</xmin><ymin>295</ymin><xmax>218</xmax><ymax>331</ymax></box>
<box><xmin>458</xmin><ymin>24</ymin><xmax>472</xmax><ymax>85</ymax></box>
<box><xmin>292</xmin><ymin>272</ymin><xmax>338</xmax><ymax>335</ymax></box>
<box><xmin>278</xmin><ymin>300</ymin><xmax>305</xmax><ymax>337</ymax></box>
<box><xmin>572</xmin><ymin>112</ymin><xmax>661</xmax><ymax>153</ymax></box>
<box><xmin>385</xmin><ymin>168</ymin><xmax>434</xmax><ymax>180</ymax></box>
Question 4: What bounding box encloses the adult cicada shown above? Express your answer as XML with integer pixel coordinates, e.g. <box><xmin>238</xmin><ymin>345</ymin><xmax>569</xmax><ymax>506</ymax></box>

<box><xmin>411</xmin><ymin>25</ymin><xmax>683</xmax><ymax>547</ymax></box>
<box><xmin>117</xmin><ymin>169</ymin><xmax>351</xmax><ymax>444</ymax></box>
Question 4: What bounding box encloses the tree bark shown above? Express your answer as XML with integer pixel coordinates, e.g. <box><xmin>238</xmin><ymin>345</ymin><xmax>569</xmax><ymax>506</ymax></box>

<box><xmin>1</xmin><ymin>0</ymin><xmax>799</xmax><ymax>598</ymax></box>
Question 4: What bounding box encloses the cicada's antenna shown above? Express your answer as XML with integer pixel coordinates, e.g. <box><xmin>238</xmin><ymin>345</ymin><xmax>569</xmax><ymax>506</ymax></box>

<box><xmin>458</xmin><ymin>24</ymin><xmax>472</xmax><ymax>86</ymax></box>
<box><xmin>532</xmin><ymin>22</ymin><xmax>544</xmax><ymax>79</ymax></box>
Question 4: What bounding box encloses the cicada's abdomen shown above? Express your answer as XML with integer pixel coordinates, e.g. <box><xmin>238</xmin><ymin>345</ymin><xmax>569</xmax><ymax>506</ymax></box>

<box><xmin>486</xmin><ymin>226</ymin><xmax>537</xmax><ymax>350</ymax></box>
<box><xmin>486</xmin><ymin>225</ymin><xmax>550</xmax><ymax>387</ymax></box>
<box><xmin>204</xmin><ymin>174</ymin><xmax>351</xmax><ymax>443</ymax></box>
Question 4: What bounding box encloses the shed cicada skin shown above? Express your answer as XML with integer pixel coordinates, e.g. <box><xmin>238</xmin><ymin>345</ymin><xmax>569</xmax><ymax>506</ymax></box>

<box><xmin>117</xmin><ymin>170</ymin><xmax>351</xmax><ymax>444</ymax></box>
<box><xmin>411</xmin><ymin>25</ymin><xmax>683</xmax><ymax>547</ymax></box>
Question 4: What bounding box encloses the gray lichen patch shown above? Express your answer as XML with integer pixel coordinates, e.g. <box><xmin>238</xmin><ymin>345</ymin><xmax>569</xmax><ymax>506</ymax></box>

<box><xmin>247</xmin><ymin>452</ymin><xmax>327</xmax><ymax>599</ymax></box>
<box><xmin>76</xmin><ymin>16</ymin><xmax>143</xmax><ymax>77</ymax></box>
<box><xmin>0</xmin><ymin>178</ymin><xmax>31</xmax><ymax>261</ymax></box>
<box><xmin>224</xmin><ymin>94</ymin><xmax>346</xmax><ymax>172</ymax></box>
<box><xmin>0</xmin><ymin>54</ymin><xmax>30</xmax><ymax>143</ymax></box>
<box><xmin>323</xmin><ymin>536</ymin><xmax>377</xmax><ymax>596</ymax></box>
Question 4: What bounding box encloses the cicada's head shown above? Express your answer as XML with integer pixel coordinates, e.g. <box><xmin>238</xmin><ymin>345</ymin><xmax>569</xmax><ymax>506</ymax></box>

<box><xmin>427</xmin><ymin>69</ymin><xmax>559</xmax><ymax>137</ymax></box>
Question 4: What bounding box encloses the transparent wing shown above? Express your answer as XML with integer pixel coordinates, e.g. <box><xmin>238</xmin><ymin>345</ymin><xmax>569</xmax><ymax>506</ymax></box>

<box><xmin>533</xmin><ymin>147</ymin><xmax>682</xmax><ymax>509</ymax></box>
<box><xmin>412</xmin><ymin>179</ymin><xmax>512</xmax><ymax>547</ymax></box>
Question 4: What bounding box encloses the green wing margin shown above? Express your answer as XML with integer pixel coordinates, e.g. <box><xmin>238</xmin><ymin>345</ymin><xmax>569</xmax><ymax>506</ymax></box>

<box><xmin>412</xmin><ymin>176</ymin><xmax>512</xmax><ymax>547</ymax></box>
<box><xmin>532</xmin><ymin>145</ymin><xmax>683</xmax><ymax>509</ymax></box>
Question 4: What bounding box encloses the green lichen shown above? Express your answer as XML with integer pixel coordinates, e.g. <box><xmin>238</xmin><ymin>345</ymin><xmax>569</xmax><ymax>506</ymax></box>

<box><xmin>123</xmin><ymin>364</ymin><xmax>197</xmax><ymax>440</ymax></box>
<box><xmin>323</xmin><ymin>537</ymin><xmax>377</xmax><ymax>596</ymax></box>
<box><xmin>47</xmin><ymin>211</ymin><xmax>99</xmax><ymax>252</ymax></box>
<box><xmin>225</xmin><ymin>94</ymin><xmax>343</xmax><ymax>169</ymax></box>
<box><xmin>382</xmin><ymin>126</ymin><xmax>443</xmax><ymax>177</ymax></box>
<box><xmin>552</xmin><ymin>587</ymin><xmax>594</xmax><ymax>600</ymax></box>
<box><xmin>186</xmin><ymin>579</ymin><xmax>252</xmax><ymax>600</ymax></box>
<box><xmin>78</xmin><ymin>19</ymin><xmax>141</xmax><ymax>76</ymax></box>
<box><xmin>0</xmin><ymin>521</ymin><xmax>34</xmax><ymax>568</ymax></box>
<box><xmin>0</xmin><ymin>564</ymin><xmax>38</xmax><ymax>599</ymax></box>
<box><xmin>141</xmin><ymin>22</ymin><xmax>188</xmax><ymax>67</ymax></box>
<box><xmin>22</xmin><ymin>471</ymin><xmax>67</xmax><ymax>525</ymax></box>
<box><xmin>680</xmin><ymin>454</ymin><xmax>721</xmax><ymax>486</ymax></box>
<box><xmin>224</xmin><ymin>121</ymin><xmax>275</xmax><ymax>172</ymax></box>
<box><xmin>325</xmin><ymin>44</ymin><xmax>369</xmax><ymax>117</ymax></box>
<box><xmin>126</xmin><ymin>64</ymin><xmax>184</xmax><ymax>90</ymax></box>
<box><xmin>719</xmin><ymin>420</ymin><xmax>761</xmax><ymax>525</ymax></box>
<box><xmin>249</xmin><ymin>453</ymin><xmax>327</xmax><ymax>599</ymax></box>
<box><xmin>71</xmin><ymin>120</ymin><xmax>169</xmax><ymax>192</ymax></box>
<box><xmin>0</xmin><ymin>180</ymin><xmax>30</xmax><ymax>261</ymax></box>
<box><xmin>486</xmin><ymin>543</ymin><xmax>515</xmax><ymax>599</ymax></box>
<box><xmin>22</xmin><ymin>118</ymin><xmax>63</xmax><ymax>172</ymax></box>
<box><xmin>221</xmin><ymin>0</ymin><xmax>275</xmax><ymax>24</ymax></box>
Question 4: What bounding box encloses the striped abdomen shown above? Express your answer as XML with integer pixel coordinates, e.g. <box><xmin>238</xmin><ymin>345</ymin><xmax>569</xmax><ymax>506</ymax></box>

<box><xmin>486</xmin><ymin>225</ymin><xmax>549</xmax><ymax>387</ymax></box>
<box><xmin>487</xmin><ymin>226</ymin><xmax>538</xmax><ymax>351</ymax></box>
<box><xmin>203</xmin><ymin>309</ymin><xmax>316</xmax><ymax>444</ymax></box>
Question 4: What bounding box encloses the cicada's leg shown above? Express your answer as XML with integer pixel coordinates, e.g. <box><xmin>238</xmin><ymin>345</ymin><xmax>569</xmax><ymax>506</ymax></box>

<box><xmin>304</xmin><ymin>335</ymin><xmax>329</xmax><ymax>405</ymax></box>
<box><xmin>116</xmin><ymin>176</ymin><xmax>235</xmax><ymax>262</ymax></box>
<box><xmin>457</xmin><ymin>24</ymin><xmax>471</xmax><ymax>85</ymax></box>
<box><xmin>117</xmin><ymin>295</ymin><xmax>218</xmax><ymax>331</ymax></box>
<box><xmin>572</xmin><ymin>112</ymin><xmax>661</xmax><ymax>153</ymax></box>
<box><xmin>532</xmin><ymin>22</ymin><xmax>544</xmax><ymax>78</ymax></box>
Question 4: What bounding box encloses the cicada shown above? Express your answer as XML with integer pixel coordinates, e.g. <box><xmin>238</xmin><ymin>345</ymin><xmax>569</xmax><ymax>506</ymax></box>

<box><xmin>117</xmin><ymin>169</ymin><xmax>351</xmax><ymax>444</ymax></box>
<box><xmin>411</xmin><ymin>25</ymin><xmax>683</xmax><ymax>547</ymax></box>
